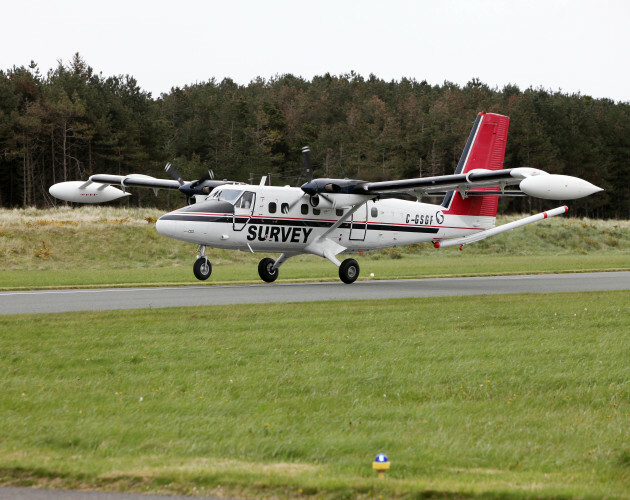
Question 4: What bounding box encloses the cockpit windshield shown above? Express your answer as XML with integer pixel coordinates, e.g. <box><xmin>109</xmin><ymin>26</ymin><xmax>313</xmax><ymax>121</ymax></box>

<box><xmin>208</xmin><ymin>189</ymin><xmax>243</xmax><ymax>204</ymax></box>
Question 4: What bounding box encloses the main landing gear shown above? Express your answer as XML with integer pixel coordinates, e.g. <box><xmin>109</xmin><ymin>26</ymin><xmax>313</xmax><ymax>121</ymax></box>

<box><xmin>339</xmin><ymin>258</ymin><xmax>359</xmax><ymax>284</ymax></box>
<box><xmin>257</xmin><ymin>255</ymin><xmax>360</xmax><ymax>284</ymax></box>
<box><xmin>258</xmin><ymin>257</ymin><xmax>279</xmax><ymax>283</ymax></box>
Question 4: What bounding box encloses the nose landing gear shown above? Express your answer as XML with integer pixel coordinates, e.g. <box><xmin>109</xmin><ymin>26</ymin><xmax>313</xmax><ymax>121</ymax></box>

<box><xmin>193</xmin><ymin>245</ymin><xmax>212</xmax><ymax>281</ymax></box>
<box><xmin>193</xmin><ymin>257</ymin><xmax>212</xmax><ymax>280</ymax></box>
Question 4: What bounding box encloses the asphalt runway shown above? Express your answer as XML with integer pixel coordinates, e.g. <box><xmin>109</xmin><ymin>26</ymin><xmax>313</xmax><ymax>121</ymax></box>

<box><xmin>1</xmin><ymin>272</ymin><xmax>628</xmax><ymax>314</ymax></box>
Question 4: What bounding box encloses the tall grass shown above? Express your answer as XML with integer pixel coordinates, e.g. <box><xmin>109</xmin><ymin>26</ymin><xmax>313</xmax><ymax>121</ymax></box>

<box><xmin>0</xmin><ymin>292</ymin><xmax>628</xmax><ymax>498</ymax></box>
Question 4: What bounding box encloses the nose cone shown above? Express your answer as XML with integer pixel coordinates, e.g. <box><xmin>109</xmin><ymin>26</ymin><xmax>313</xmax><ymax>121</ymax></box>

<box><xmin>155</xmin><ymin>213</ymin><xmax>174</xmax><ymax>238</ymax></box>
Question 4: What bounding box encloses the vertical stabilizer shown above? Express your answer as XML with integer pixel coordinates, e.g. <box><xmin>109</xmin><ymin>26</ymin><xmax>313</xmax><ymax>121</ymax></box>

<box><xmin>442</xmin><ymin>112</ymin><xmax>510</xmax><ymax>217</ymax></box>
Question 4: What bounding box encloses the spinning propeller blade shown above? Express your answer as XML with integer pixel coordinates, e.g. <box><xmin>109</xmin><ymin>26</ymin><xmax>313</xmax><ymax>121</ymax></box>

<box><xmin>164</xmin><ymin>163</ymin><xmax>185</xmax><ymax>186</ymax></box>
<box><xmin>302</xmin><ymin>146</ymin><xmax>313</xmax><ymax>183</ymax></box>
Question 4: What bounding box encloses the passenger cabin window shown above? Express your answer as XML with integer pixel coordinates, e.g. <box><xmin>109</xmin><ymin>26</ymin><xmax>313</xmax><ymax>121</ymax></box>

<box><xmin>268</xmin><ymin>202</ymin><xmax>277</xmax><ymax>213</ymax></box>
<box><xmin>336</xmin><ymin>209</ymin><xmax>344</xmax><ymax>216</ymax></box>
<box><xmin>281</xmin><ymin>203</ymin><xmax>289</xmax><ymax>214</ymax></box>
<box><xmin>301</xmin><ymin>204</ymin><xmax>309</xmax><ymax>215</ymax></box>
<box><xmin>313</xmin><ymin>208</ymin><xmax>321</xmax><ymax>216</ymax></box>
<box><xmin>371</xmin><ymin>207</ymin><xmax>378</xmax><ymax>218</ymax></box>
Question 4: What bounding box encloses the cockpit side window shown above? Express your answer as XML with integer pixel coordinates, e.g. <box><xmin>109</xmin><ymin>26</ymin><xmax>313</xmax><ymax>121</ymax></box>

<box><xmin>237</xmin><ymin>191</ymin><xmax>255</xmax><ymax>209</ymax></box>
<box><xmin>212</xmin><ymin>189</ymin><xmax>243</xmax><ymax>204</ymax></box>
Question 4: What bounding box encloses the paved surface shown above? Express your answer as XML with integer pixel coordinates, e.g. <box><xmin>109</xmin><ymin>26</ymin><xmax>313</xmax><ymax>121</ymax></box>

<box><xmin>0</xmin><ymin>487</ymin><xmax>228</xmax><ymax>499</ymax></box>
<box><xmin>1</xmin><ymin>272</ymin><xmax>628</xmax><ymax>314</ymax></box>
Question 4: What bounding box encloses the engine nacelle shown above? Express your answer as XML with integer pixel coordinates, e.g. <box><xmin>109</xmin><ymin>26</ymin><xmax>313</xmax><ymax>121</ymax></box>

<box><xmin>309</xmin><ymin>194</ymin><xmax>334</xmax><ymax>209</ymax></box>
<box><xmin>519</xmin><ymin>174</ymin><xmax>603</xmax><ymax>200</ymax></box>
<box><xmin>309</xmin><ymin>193</ymin><xmax>371</xmax><ymax>209</ymax></box>
<box><xmin>49</xmin><ymin>181</ymin><xmax>131</xmax><ymax>203</ymax></box>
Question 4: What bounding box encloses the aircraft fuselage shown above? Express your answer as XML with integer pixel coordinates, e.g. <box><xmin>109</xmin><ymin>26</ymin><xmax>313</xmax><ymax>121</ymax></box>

<box><xmin>155</xmin><ymin>185</ymin><xmax>494</xmax><ymax>255</ymax></box>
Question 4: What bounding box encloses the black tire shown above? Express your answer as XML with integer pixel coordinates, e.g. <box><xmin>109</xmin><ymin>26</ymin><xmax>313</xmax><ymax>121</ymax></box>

<box><xmin>258</xmin><ymin>257</ymin><xmax>279</xmax><ymax>283</ymax></box>
<box><xmin>193</xmin><ymin>257</ymin><xmax>212</xmax><ymax>280</ymax></box>
<box><xmin>339</xmin><ymin>258</ymin><xmax>360</xmax><ymax>284</ymax></box>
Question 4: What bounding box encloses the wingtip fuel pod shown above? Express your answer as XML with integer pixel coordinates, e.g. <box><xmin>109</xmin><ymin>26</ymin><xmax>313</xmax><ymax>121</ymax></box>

<box><xmin>519</xmin><ymin>174</ymin><xmax>603</xmax><ymax>200</ymax></box>
<box><xmin>49</xmin><ymin>181</ymin><xmax>131</xmax><ymax>204</ymax></box>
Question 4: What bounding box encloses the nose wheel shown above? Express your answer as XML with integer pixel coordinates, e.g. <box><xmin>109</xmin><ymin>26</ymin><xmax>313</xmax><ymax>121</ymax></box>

<box><xmin>193</xmin><ymin>257</ymin><xmax>212</xmax><ymax>280</ymax></box>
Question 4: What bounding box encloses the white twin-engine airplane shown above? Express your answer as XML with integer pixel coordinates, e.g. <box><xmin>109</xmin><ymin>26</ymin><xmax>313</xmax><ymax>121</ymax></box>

<box><xmin>50</xmin><ymin>112</ymin><xmax>603</xmax><ymax>284</ymax></box>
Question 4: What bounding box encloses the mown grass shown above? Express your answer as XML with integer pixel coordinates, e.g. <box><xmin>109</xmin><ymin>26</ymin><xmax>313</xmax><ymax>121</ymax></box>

<box><xmin>0</xmin><ymin>207</ymin><xmax>629</xmax><ymax>289</ymax></box>
<box><xmin>0</xmin><ymin>292</ymin><xmax>628</xmax><ymax>498</ymax></box>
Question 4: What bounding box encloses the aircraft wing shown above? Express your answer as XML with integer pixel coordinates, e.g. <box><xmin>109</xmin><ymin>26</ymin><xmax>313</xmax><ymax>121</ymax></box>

<box><xmin>301</xmin><ymin>167</ymin><xmax>603</xmax><ymax>201</ymax></box>
<box><xmin>50</xmin><ymin>166</ymin><xmax>240</xmax><ymax>204</ymax></box>
<box><xmin>89</xmin><ymin>174</ymin><xmax>182</xmax><ymax>190</ymax></box>
<box><xmin>360</xmin><ymin>168</ymin><xmax>518</xmax><ymax>196</ymax></box>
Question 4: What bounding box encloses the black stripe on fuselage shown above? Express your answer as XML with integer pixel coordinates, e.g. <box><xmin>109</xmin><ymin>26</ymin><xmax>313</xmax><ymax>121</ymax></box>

<box><xmin>159</xmin><ymin>214</ymin><xmax>439</xmax><ymax>234</ymax></box>
<box><xmin>159</xmin><ymin>214</ymin><xmax>232</xmax><ymax>223</ymax></box>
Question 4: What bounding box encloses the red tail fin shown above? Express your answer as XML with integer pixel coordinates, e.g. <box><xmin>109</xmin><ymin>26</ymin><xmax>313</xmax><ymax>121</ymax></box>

<box><xmin>442</xmin><ymin>112</ymin><xmax>510</xmax><ymax>217</ymax></box>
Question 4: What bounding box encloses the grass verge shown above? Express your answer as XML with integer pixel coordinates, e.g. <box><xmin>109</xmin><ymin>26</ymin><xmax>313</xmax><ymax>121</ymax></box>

<box><xmin>1</xmin><ymin>207</ymin><xmax>629</xmax><ymax>289</ymax></box>
<box><xmin>0</xmin><ymin>292</ymin><xmax>628</xmax><ymax>498</ymax></box>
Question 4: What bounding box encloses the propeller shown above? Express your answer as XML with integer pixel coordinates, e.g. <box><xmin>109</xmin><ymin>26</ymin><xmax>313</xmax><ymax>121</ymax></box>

<box><xmin>164</xmin><ymin>162</ymin><xmax>184</xmax><ymax>186</ymax></box>
<box><xmin>189</xmin><ymin>168</ymin><xmax>215</xmax><ymax>190</ymax></box>
<box><xmin>285</xmin><ymin>147</ymin><xmax>315</xmax><ymax>211</ymax></box>
<box><xmin>302</xmin><ymin>146</ymin><xmax>313</xmax><ymax>183</ymax></box>
<box><xmin>164</xmin><ymin>162</ymin><xmax>226</xmax><ymax>204</ymax></box>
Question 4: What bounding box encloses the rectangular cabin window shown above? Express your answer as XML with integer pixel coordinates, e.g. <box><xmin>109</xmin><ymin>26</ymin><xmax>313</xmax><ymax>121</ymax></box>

<box><xmin>269</xmin><ymin>202</ymin><xmax>277</xmax><ymax>213</ymax></box>
<box><xmin>301</xmin><ymin>204</ymin><xmax>309</xmax><ymax>215</ymax></box>
<box><xmin>371</xmin><ymin>207</ymin><xmax>378</xmax><ymax>218</ymax></box>
<box><xmin>313</xmin><ymin>208</ymin><xmax>321</xmax><ymax>216</ymax></box>
<box><xmin>336</xmin><ymin>209</ymin><xmax>344</xmax><ymax>216</ymax></box>
<box><xmin>281</xmin><ymin>203</ymin><xmax>289</xmax><ymax>214</ymax></box>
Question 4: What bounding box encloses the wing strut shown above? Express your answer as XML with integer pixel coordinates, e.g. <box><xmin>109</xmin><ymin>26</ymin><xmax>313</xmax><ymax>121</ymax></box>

<box><xmin>303</xmin><ymin>201</ymin><xmax>368</xmax><ymax>266</ymax></box>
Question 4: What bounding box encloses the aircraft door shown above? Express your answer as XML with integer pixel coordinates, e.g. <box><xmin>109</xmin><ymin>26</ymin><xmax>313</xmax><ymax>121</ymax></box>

<box><xmin>349</xmin><ymin>203</ymin><xmax>368</xmax><ymax>241</ymax></box>
<box><xmin>233</xmin><ymin>191</ymin><xmax>256</xmax><ymax>231</ymax></box>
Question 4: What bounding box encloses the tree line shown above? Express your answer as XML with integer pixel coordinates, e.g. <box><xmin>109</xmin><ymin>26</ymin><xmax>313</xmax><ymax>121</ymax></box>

<box><xmin>1</xmin><ymin>54</ymin><xmax>628</xmax><ymax>217</ymax></box>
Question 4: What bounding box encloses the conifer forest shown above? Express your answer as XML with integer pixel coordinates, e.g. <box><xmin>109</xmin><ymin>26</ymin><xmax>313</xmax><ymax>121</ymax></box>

<box><xmin>1</xmin><ymin>54</ymin><xmax>628</xmax><ymax>217</ymax></box>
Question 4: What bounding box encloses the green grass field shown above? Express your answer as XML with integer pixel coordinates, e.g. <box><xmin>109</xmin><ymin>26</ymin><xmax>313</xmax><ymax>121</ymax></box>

<box><xmin>1</xmin><ymin>207</ymin><xmax>629</xmax><ymax>289</ymax></box>
<box><xmin>0</xmin><ymin>292</ymin><xmax>628</xmax><ymax>499</ymax></box>
<box><xmin>1</xmin><ymin>207</ymin><xmax>629</xmax><ymax>498</ymax></box>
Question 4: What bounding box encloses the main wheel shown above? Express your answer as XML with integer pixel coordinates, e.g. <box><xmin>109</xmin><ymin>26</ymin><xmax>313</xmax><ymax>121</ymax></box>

<box><xmin>193</xmin><ymin>257</ymin><xmax>212</xmax><ymax>280</ymax></box>
<box><xmin>258</xmin><ymin>257</ymin><xmax>279</xmax><ymax>283</ymax></box>
<box><xmin>339</xmin><ymin>258</ymin><xmax>360</xmax><ymax>284</ymax></box>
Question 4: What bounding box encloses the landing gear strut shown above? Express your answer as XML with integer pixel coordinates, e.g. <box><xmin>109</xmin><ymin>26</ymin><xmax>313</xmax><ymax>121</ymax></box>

<box><xmin>339</xmin><ymin>258</ymin><xmax>360</xmax><ymax>284</ymax></box>
<box><xmin>193</xmin><ymin>245</ymin><xmax>212</xmax><ymax>281</ymax></box>
<box><xmin>258</xmin><ymin>257</ymin><xmax>279</xmax><ymax>283</ymax></box>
